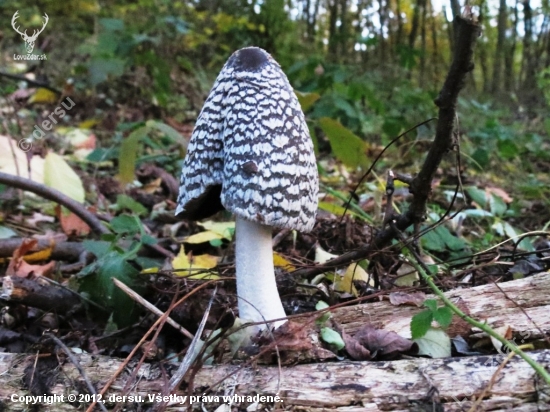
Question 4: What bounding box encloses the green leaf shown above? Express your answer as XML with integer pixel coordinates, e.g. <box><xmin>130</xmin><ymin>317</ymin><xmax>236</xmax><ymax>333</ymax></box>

<box><xmin>119</xmin><ymin>125</ymin><xmax>148</xmax><ymax>184</ymax></box>
<box><xmin>320</xmin><ymin>327</ymin><xmax>345</xmax><ymax>350</ymax></box>
<box><xmin>466</xmin><ymin>187</ymin><xmax>488</xmax><ymax>209</ymax></box>
<box><xmin>410</xmin><ymin>309</ymin><xmax>433</xmax><ymax>339</ymax></box>
<box><xmin>497</xmin><ymin>139</ymin><xmax>518</xmax><ymax>160</ymax></box>
<box><xmin>110</xmin><ymin>214</ymin><xmax>142</xmax><ymax>236</ymax></box>
<box><xmin>295</xmin><ymin>91</ymin><xmax>320</xmax><ymax>112</ymax></box>
<box><xmin>489</xmin><ymin>194</ymin><xmax>507</xmax><ymax>217</ymax></box>
<box><xmin>470</xmin><ymin>148</ymin><xmax>490</xmax><ymax>169</ymax></box>
<box><xmin>434</xmin><ymin>307</ymin><xmax>453</xmax><ymax>328</ymax></box>
<box><xmin>145</xmin><ymin>120</ymin><xmax>185</xmax><ymax>145</ymax></box>
<box><xmin>83</xmin><ymin>240</ymin><xmax>111</xmax><ymax>257</ymax></box>
<box><xmin>318</xmin><ymin>117</ymin><xmax>369</xmax><ymax>169</ymax></box>
<box><xmin>112</xmin><ymin>194</ymin><xmax>148</xmax><ymax>216</ymax></box>
<box><xmin>315</xmin><ymin>300</ymin><xmax>331</xmax><ymax>324</ymax></box>
<box><xmin>421</xmin><ymin>225</ymin><xmax>466</xmax><ymax>252</ymax></box>
<box><xmin>78</xmin><ymin>251</ymin><xmax>142</xmax><ymax>327</ymax></box>
<box><xmin>423</xmin><ymin>299</ymin><xmax>438</xmax><ymax>312</ymax></box>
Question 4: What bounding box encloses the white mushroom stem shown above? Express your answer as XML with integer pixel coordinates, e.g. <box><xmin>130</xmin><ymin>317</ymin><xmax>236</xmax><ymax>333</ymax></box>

<box><xmin>235</xmin><ymin>216</ymin><xmax>287</xmax><ymax>331</ymax></box>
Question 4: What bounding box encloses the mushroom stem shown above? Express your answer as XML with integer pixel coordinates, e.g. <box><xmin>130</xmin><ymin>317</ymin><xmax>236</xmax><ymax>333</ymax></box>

<box><xmin>235</xmin><ymin>216</ymin><xmax>287</xmax><ymax>331</ymax></box>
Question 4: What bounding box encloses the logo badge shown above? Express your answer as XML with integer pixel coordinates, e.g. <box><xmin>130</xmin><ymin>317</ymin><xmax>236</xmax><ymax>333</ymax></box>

<box><xmin>11</xmin><ymin>10</ymin><xmax>49</xmax><ymax>55</ymax></box>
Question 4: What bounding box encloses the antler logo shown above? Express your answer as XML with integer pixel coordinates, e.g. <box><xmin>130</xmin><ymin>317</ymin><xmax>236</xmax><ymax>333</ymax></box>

<box><xmin>11</xmin><ymin>10</ymin><xmax>49</xmax><ymax>54</ymax></box>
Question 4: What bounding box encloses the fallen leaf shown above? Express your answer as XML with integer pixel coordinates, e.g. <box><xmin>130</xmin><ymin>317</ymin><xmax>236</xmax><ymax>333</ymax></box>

<box><xmin>353</xmin><ymin>323</ymin><xmax>417</xmax><ymax>359</ymax></box>
<box><xmin>0</xmin><ymin>135</ymin><xmax>45</xmax><ymax>184</ymax></box>
<box><xmin>26</xmin><ymin>212</ymin><xmax>55</xmax><ymax>226</ymax></box>
<box><xmin>415</xmin><ymin>328</ymin><xmax>452</xmax><ymax>358</ymax></box>
<box><xmin>44</xmin><ymin>152</ymin><xmax>85</xmax><ymax>203</ymax></box>
<box><xmin>6</xmin><ymin>239</ymin><xmax>56</xmax><ymax>278</ymax></box>
<box><xmin>389</xmin><ymin>291</ymin><xmax>426</xmax><ymax>307</ymax></box>
<box><xmin>486</xmin><ymin>187</ymin><xmax>513</xmax><ymax>203</ymax></box>
<box><xmin>171</xmin><ymin>245</ymin><xmax>219</xmax><ymax>279</ymax></box>
<box><xmin>273</xmin><ymin>252</ymin><xmax>295</xmax><ymax>271</ymax></box>
<box><xmin>342</xmin><ymin>331</ymin><xmax>372</xmax><ymax>360</ymax></box>
<box><xmin>55</xmin><ymin>205</ymin><xmax>91</xmax><ymax>236</ymax></box>
<box><xmin>314</xmin><ymin>244</ymin><xmax>338</xmax><ymax>264</ymax></box>
<box><xmin>394</xmin><ymin>262</ymin><xmax>420</xmax><ymax>287</ymax></box>
<box><xmin>333</xmin><ymin>263</ymin><xmax>372</xmax><ymax>297</ymax></box>
<box><xmin>197</xmin><ymin>221</ymin><xmax>235</xmax><ymax>240</ymax></box>
<box><xmin>185</xmin><ymin>230</ymin><xmax>224</xmax><ymax>244</ymax></box>
<box><xmin>29</xmin><ymin>88</ymin><xmax>58</xmax><ymax>104</ymax></box>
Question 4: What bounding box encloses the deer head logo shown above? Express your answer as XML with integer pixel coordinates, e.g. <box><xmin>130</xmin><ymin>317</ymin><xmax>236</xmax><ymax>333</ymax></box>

<box><xmin>11</xmin><ymin>11</ymin><xmax>49</xmax><ymax>54</ymax></box>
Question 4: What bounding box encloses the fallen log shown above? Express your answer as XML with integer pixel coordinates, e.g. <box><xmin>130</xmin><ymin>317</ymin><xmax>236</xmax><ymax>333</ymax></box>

<box><xmin>332</xmin><ymin>272</ymin><xmax>550</xmax><ymax>341</ymax></box>
<box><xmin>0</xmin><ymin>350</ymin><xmax>548</xmax><ymax>411</ymax></box>
<box><xmin>0</xmin><ymin>273</ymin><xmax>548</xmax><ymax>411</ymax></box>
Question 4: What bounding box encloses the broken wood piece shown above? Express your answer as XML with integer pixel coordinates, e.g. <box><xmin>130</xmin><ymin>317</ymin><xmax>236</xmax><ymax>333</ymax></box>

<box><xmin>0</xmin><ymin>275</ymin><xmax>82</xmax><ymax>314</ymax></box>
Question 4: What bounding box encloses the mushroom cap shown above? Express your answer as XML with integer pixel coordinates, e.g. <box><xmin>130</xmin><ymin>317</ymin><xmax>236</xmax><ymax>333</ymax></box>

<box><xmin>176</xmin><ymin>47</ymin><xmax>318</xmax><ymax>232</ymax></box>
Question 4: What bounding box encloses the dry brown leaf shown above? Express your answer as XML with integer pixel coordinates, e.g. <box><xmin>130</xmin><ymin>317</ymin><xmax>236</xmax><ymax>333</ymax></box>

<box><xmin>388</xmin><ymin>291</ymin><xmax>426</xmax><ymax>307</ymax></box>
<box><xmin>353</xmin><ymin>323</ymin><xmax>417</xmax><ymax>359</ymax></box>
<box><xmin>342</xmin><ymin>331</ymin><xmax>372</xmax><ymax>360</ymax></box>
<box><xmin>5</xmin><ymin>239</ymin><xmax>55</xmax><ymax>278</ymax></box>
<box><xmin>486</xmin><ymin>187</ymin><xmax>513</xmax><ymax>203</ymax></box>
<box><xmin>55</xmin><ymin>205</ymin><xmax>91</xmax><ymax>236</ymax></box>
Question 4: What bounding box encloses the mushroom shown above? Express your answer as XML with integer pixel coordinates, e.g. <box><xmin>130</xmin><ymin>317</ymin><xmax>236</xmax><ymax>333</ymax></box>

<box><xmin>176</xmin><ymin>47</ymin><xmax>318</xmax><ymax>332</ymax></box>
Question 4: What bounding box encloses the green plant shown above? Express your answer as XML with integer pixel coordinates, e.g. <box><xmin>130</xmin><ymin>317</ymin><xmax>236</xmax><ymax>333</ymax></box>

<box><xmin>78</xmin><ymin>214</ymin><xmax>158</xmax><ymax>327</ymax></box>
<box><xmin>410</xmin><ymin>298</ymin><xmax>452</xmax><ymax>339</ymax></box>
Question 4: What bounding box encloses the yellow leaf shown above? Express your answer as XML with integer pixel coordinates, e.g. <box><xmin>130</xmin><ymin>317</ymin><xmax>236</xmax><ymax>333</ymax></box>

<box><xmin>29</xmin><ymin>88</ymin><xmax>58</xmax><ymax>104</ymax></box>
<box><xmin>394</xmin><ymin>263</ymin><xmax>419</xmax><ymax>287</ymax></box>
<box><xmin>78</xmin><ymin>119</ymin><xmax>100</xmax><ymax>129</ymax></box>
<box><xmin>334</xmin><ymin>263</ymin><xmax>373</xmax><ymax>297</ymax></box>
<box><xmin>185</xmin><ymin>230</ymin><xmax>224</xmax><ymax>244</ymax></box>
<box><xmin>44</xmin><ymin>152</ymin><xmax>85</xmax><ymax>204</ymax></box>
<box><xmin>172</xmin><ymin>245</ymin><xmax>219</xmax><ymax>279</ymax></box>
<box><xmin>273</xmin><ymin>252</ymin><xmax>295</xmax><ymax>271</ymax></box>
<box><xmin>197</xmin><ymin>221</ymin><xmax>235</xmax><ymax>240</ymax></box>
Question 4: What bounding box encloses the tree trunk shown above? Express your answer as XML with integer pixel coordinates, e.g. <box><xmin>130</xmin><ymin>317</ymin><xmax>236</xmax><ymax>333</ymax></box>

<box><xmin>492</xmin><ymin>0</ymin><xmax>507</xmax><ymax>94</ymax></box>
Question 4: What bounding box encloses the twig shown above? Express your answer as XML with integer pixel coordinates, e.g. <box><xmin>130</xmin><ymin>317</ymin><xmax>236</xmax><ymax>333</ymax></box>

<box><xmin>0</xmin><ymin>71</ymin><xmax>62</xmax><ymax>95</ymax></box>
<box><xmin>168</xmin><ymin>286</ymin><xmax>217</xmax><ymax>392</ymax></box>
<box><xmin>85</xmin><ymin>280</ymin><xmax>220</xmax><ymax>412</ymax></box>
<box><xmin>0</xmin><ymin>172</ymin><xmax>108</xmax><ymax>236</ymax></box>
<box><xmin>292</xmin><ymin>16</ymin><xmax>481</xmax><ymax>279</ymax></box>
<box><xmin>112</xmin><ymin>278</ymin><xmax>194</xmax><ymax>340</ymax></box>
<box><xmin>44</xmin><ymin>333</ymin><xmax>109</xmax><ymax>412</ymax></box>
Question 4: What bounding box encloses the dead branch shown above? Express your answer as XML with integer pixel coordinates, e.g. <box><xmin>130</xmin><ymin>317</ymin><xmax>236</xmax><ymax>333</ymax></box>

<box><xmin>292</xmin><ymin>16</ymin><xmax>481</xmax><ymax>279</ymax></box>
<box><xmin>0</xmin><ymin>172</ymin><xmax>108</xmax><ymax>236</ymax></box>
<box><xmin>0</xmin><ymin>275</ymin><xmax>83</xmax><ymax>314</ymax></box>
<box><xmin>0</xmin><ymin>238</ymin><xmax>86</xmax><ymax>260</ymax></box>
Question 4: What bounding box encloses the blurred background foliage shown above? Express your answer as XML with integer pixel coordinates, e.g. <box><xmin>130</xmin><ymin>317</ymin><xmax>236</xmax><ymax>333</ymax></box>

<box><xmin>1</xmin><ymin>0</ymin><xmax>549</xmax><ymax>230</ymax></box>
